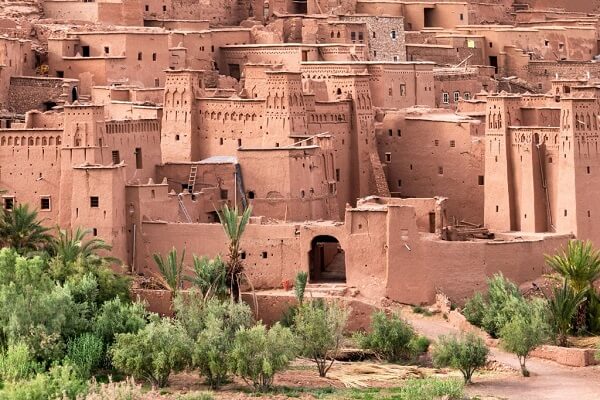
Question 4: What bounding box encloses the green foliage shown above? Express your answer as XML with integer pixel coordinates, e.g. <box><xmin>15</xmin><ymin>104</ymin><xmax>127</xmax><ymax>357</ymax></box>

<box><xmin>463</xmin><ymin>292</ymin><xmax>486</xmax><ymax>327</ymax></box>
<box><xmin>547</xmin><ymin>281</ymin><xmax>585</xmax><ymax>346</ymax></box>
<box><xmin>191</xmin><ymin>300</ymin><xmax>253</xmax><ymax>388</ymax></box>
<box><xmin>230</xmin><ymin>323</ymin><xmax>297</xmax><ymax>392</ymax></box>
<box><xmin>65</xmin><ymin>333</ymin><xmax>104</xmax><ymax>378</ymax></box>
<box><xmin>84</xmin><ymin>377</ymin><xmax>147</xmax><ymax>400</ymax></box>
<box><xmin>0</xmin><ymin>364</ymin><xmax>88</xmax><ymax>400</ymax></box>
<box><xmin>173</xmin><ymin>291</ymin><xmax>207</xmax><ymax>340</ymax></box>
<box><xmin>499</xmin><ymin>301</ymin><xmax>549</xmax><ymax>376</ymax></box>
<box><xmin>0</xmin><ymin>342</ymin><xmax>40</xmax><ymax>383</ymax></box>
<box><xmin>184</xmin><ymin>255</ymin><xmax>227</xmax><ymax>302</ymax></box>
<box><xmin>411</xmin><ymin>306</ymin><xmax>432</xmax><ymax>317</ymax></box>
<box><xmin>546</xmin><ymin>240</ymin><xmax>600</xmax><ymax>293</ymax></box>
<box><xmin>355</xmin><ymin>311</ymin><xmax>427</xmax><ymax>362</ymax></box>
<box><xmin>432</xmin><ymin>333</ymin><xmax>488</xmax><ymax>384</ymax></box>
<box><xmin>217</xmin><ymin>205</ymin><xmax>252</xmax><ymax>302</ymax></box>
<box><xmin>110</xmin><ymin>318</ymin><xmax>192</xmax><ymax>388</ymax></box>
<box><xmin>177</xmin><ymin>392</ymin><xmax>215</xmax><ymax>400</ymax></box>
<box><xmin>480</xmin><ymin>274</ymin><xmax>524</xmax><ymax>337</ymax></box>
<box><xmin>152</xmin><ymin>247</ymin><xmax>185</xmax><ymax>292</ymax></box>
<box><xmin>294</xmin><ymin>271</ymin><xmax>308</xmax><ymax>304</ymax></box>
<box><xmin>293</xmin><ymin>300</ymin><xmax>349</xmax><ymax>377</ymax></box>
<box><xmin>395</xmin><ymin>377</ymin><xmax>464</xmax><ymax>400</ymax></box>
<box><xmin>0</xmin><ymin>204</ymin><xmax>53</xmax><ymax>255</ymax></box>
<box><xmin>409</xmin><ymin>336</ymin><xmax>431</xmax><ymax>355</ymax></box>
<box><xmin>0</xmin><ymin>249</ymin><xmax>88</xmax><ymax>361</ymax></box>
<box><xmin>93</xmin><ymin>297</ymin><xmax>148</xmax><ymax>345</ymax></box>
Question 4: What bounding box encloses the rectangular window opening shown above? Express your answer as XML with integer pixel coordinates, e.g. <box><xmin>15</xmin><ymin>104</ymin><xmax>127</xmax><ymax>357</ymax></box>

<box><xmin>90</xmin><ymin>196</ymin><xmax>99</xmax><ymax>208</ymax></box>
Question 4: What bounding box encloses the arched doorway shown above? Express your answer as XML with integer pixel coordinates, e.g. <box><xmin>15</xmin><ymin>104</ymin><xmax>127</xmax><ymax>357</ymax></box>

<box><xmin>309</xmin><ymin>235</ymin><xmax>345</xmax><ymax>283</ymax></box>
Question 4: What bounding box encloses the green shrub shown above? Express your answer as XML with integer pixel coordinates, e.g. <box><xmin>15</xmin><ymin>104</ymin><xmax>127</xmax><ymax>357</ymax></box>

<box><xmin>293</xmin><ymin>300</ymin><xmax>349</xmax><ymax>377</ymax></box>
<box><xmin>230</xmin><ymin>323</ymin><xmax>297</xmax><ymax>392</ymax></box>
<box><xmin>177</xmin><ymin>392</ymin><xmax>214</xmax><ymax>400</ymax></box>
<box><xmin>0</xmin><ymin>364</ymin><xmax>88</xmax><ymax>400</ymax></box>
<box><xmin>499</xmin><ymin>305</ymin><xmax>549</xmax><ymax>377</ymax></box>
<box><xmin>409</xmin><ymin>336</ymin><xmax>431</xmax><ymax>355</ymax></box>
<box><xmin>411</xmin><ymin>306</ymin><xmax>432</xmax><ymax>317</ymax></box>
<box><xmin>173</xmin><ymin>291</ymin><xmax>208</xmax><ymax>340</ymax></box>
<box><xmin>462</xmin><ymin>292</ymin><xmax>486</xmax><ymax>327</ymax></box>
<box><xmin>432</xmin><ymin>333</ymin><xmax>488</xmax><ymax>384</ymax></box>
<box><xmin>192</xmin><ymin>300</ymin><xmax>253</xmax><ymax>389</ymax></box>
<box><xmin>0</xmin><ymin>342</ymin><xmax>40</xmax><ymax>383</ymax></box>
<box><xmin>355</xmin><ymin>311</ymin><xmax>427</xmax><ymax>362</ymax></box>
<box><xmin>110</xmin><ymin>318</ymin><xmax>193</xmax><ymax>388</ymax></box>
<box><xmin>184</xmin><ymin>255</ymin><xmax>227</xmax><ymax>302</ymax></box>
<box><xmin>480</xmin><ymin>274</ymin><xmax>524</xmax><ymax>337</ymax></box>
<box><xmin>294</xmin><ymin>272</ymin><xmax>308</xmax><ymax>305</ymax></box>
<box><xmin>65</xmin><ymin>333</ymin><xmax>104</xmax><ymax>378</ymax></box>
<box><xmin>395</xmin><ymin>377</ymin><xmax>464</xmax><ymax>400</ymax></box>
<box><xmin>547</xmin><ymin>281</ymin><xmax>585</xmax><ymax>347</ymax></box>
<box><xmin>93</xmin><ymin>298</ymin><xmax>148</xmax><ymax>345</ymax></box>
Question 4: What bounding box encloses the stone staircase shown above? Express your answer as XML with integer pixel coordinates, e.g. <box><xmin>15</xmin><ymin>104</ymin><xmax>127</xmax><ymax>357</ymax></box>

<box><xmin>370</xmin><ymin>152</ymin><xmax>391</xmax><ymax>197</ymax></box>
<box><xmin>304</xmin><ymin>282</ymin><xmax>349</xmax><ymax>297</ymax></box>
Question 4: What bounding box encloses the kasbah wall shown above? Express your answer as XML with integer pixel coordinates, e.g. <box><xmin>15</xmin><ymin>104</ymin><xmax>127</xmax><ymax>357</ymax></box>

<box><xmin>6</xmin><ymin>0</ymin><xmax>600</xmax><ymax>310</ymax></box>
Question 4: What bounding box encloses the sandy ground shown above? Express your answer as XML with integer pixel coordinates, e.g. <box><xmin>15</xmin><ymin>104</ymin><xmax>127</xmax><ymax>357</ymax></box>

<box><xmin>400</xmin><ymin>309</ymin><xmax>600</xmax><ymax>400</ymax></box>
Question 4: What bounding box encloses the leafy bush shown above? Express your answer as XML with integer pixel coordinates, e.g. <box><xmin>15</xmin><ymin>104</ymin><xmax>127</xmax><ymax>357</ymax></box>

<box><xmin>409</xmin><ymin>336</ymin><xmax>431</xmax><ymax>355</ymax></box>
<box><xmin>230</xmin><ymin>323</ymin><xmax>297</xmax><ymax>392</ymax></box>
<box><xmin>395</xmin><ymin>377</ymin><xmax>464</xmax><ymax>400</ymax></box>
<box><xmin>499</xmin><ymin>306</ymin><xmax>549</xmax><ymax>377</ymax></box>
<box><xmin>462</xmin><ymin>292</ymin><xmax>486</xmax><ymax>327</ymax></box>
<box><xmin>110</xmin><ymin>318</ymin><xmax>193</xmax><ymax>388</ymax></box>
<box><xmin>173</xmin><ymin>291</ymin><xmax>208</xmax><ymax>340</ymax></box>
<box><xmin>432</xmin><ymin>333</ymin><xmax>488</xmax><ymax>384</ymax></box>
<box><xmin>294</xmin><ymin>272</ymin><xmax>308</xmax><ymax>305</ymax></box>
<box><xmin>293</xmin><ymin>300</ymin><xmax>349</xmax><ymax>377</ymax></box>
<box><xmin>65</xmin><ymin>333</ymin><xmax>104</xmax><ymax>378</ymax></box>
<box><xmin>192</xmin><ymin>300</ymin><xmax>253</xmax><ymax>388</ymax></box>
<box><xmin>411</xmin><ymin>306</ymin><xmax>432</xmax><ymax>317</ymax></box>
<box><xmin>84</xmin><ymin>377</ymin><xmax>168</xmax><ymax>400</ymax></box>
<box><xmin>0</xmin><ymin>342</ymin><xmax>40</xmax><ymax>383</ymax></box>
<box><xmin>184</xmin><ymin>256</ymin><xmax>227</xmax><ymax>303</ymax></box>
<box><xmin>480</xmin><ymin>274</ymin><xmax>524</xmax><ymax>337</ymax></box>
<box><xmin>0</xmin><ymin>364</ymin><xmax>88</xmax><ymax>400</ymax></box>
<box><xmin>355</xmin><ymin>311</ymin><xmax>427</xmax><ymax>362</ymax></box>
<box><xmin>93</xmin><ymin>298</ymin><xmax>148</xmax><ymax>345</ymax></box>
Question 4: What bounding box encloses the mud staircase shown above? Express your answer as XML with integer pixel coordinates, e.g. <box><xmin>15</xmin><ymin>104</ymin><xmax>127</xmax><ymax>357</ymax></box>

<box><xmin>304</xmin><ymin>282</ymin><xmax>349</xmax><ymax>298</ymax></box>
<box><xmin>370</xmin><ymin>153</ymin><xmax>391</xmax><ymax>197</ymax></box>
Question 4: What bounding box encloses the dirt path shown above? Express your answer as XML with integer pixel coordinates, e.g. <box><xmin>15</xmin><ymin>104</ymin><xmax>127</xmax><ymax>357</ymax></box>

<box><xmin>401</xmin><ymin>310</ymin><xmax>600</xmax><ymax>400</ymax></box>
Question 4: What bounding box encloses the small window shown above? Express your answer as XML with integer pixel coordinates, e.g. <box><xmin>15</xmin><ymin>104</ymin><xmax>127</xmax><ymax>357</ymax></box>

<box><xmin>220</xmin><ymin>189</ymin><xmax>228</xmax><ymax>199</ymax></box>
<box><xmin>460</xmin><ymin>13</ymin><xmax>463</xmax><ymax>20</ymax></box>
<box><xmin>241</xmin><ymin>251</ymin><xmax>247</xmax><ymax>259</ymax></box>
<box><xmin>489</xmin><ymin>42</ymin><xmax>493</xmax><ymax>48</ymax></box>
<box><xmin>453</xmin><ymin>91</ymin><xmax>460</xmax><ymax>102</ymax></box>
<box><xmin>587</xmin><ymin>166</ymin><xmax>591</xmax><ymax>174</ymax></box>
<box><xmin>175</xmin><ymin>134</ymin><xmax>180</xmax><ymax>141</ymax></box>
<box><xmin>544</xmin><ymin>40</ymin><xmax>549</xmax><ymax>47</ymax></box>
<box><xmin>548</xmin><ymin>157</ymin><xmax>553</xmax><ymax>163</ymax></box>
<box><xmin>478</xmin><ymin>175</ymin><xmax>484</xmax><ymax>185</ymax></box>
<box><xmin>104</xmin><ymin>46</ymin><xmax>109</xmax><ymax>54</ymax></box>
<box><xmin>237</xmin><ymin>138</ymin><xmax>242</xmax><ymax>147</ymax></box>
<box><xmin>358</xmin><ymin>32</ymin><xmax>364</xmax><ymax>42</ymax></box>
<box><xmin>152</xmin><ymin>53</ymin><xmax>157</xmax><ymax>61</ymax></box>
<box><xmin>438</xmin><ymin>166</ymin><xmax>444</xmax><ymax>175</ymax></box>
<box><xmin>464</xmin><ymin>92</ymin><xmax>471</xmax><ymax>100</ymax></box>
<box><xmin>111</xmin><ymin>150</ymin><xmax>120</xmax><ymax>164</ymax></box>
<box><xmin>219</xmin><ymin>138</ymin><xmax>224</xmax><ymax>145</ymax></box>
<box><xmin>92</xmin><ymin>228</ymin><xmax>98</xmax><ymax>236</ymax></box>
<box><xmin>434</xmin><ymin>139</ymin><xmax>439</xmax><ymax>146</ymax></box>
<box><xmin>397</xmin><ymin>129</ymin><xmax>401</xmax><ymax>137</ymax></box>
<box><xmin>154</xmin><ymin>78</ymin><xmax>160</xmax><ymax>87</ymax></box>
<box><xmin>350</xmin><ymin>32</ymin><xmax>356</xmax><ymax>42</ymax></box>
<box><xmin>90</xmin><ymin>196</ymin><xmax>99</xmax><ymax>208</ymax></box>
<box><xmin>393</xmin><ymin>56</ymin><xmax>398</xmax><ymax>61</ymax></box>
<box><xmin>496</xmin><ymin>205</ymin><xmax>499</xmax><ymax>212</ymax></box>
<box><xmin>162</xmin><ymin>5</ymin><xmax>166</xmax><ymax>11</ymax></box>
<box><xmin>3</xmin><ymin>197</ymin><xmax>14</xmax><ymax>210</ymax></box>
<box><xmin>144</xmin><ymin>4</ymin><xmax>149</xmax><ymax>11</ymax></box>
<box><xmin>385</xmin><ymin>152</ymin><xmax>391</xmax><ymax>163</ymax></box>
<box><xmin>335</xmin><ymin>168</ymin><xmax>340</xmax><ymax>182</ymax></box>
<box><xmin>399</xmin><ymin>84</ymin><xmax>406</xmax><ymax>96</ymax></box>
<box><xmin>135</xmin><ymin>147</ymin><xmax>143</xmax><ymax>169</ymax></box>
<box><xmin>137</xmin><ymin>52</ymin><xmax>142</xmax><ymax>61</ymax></box>
<box><xmin>56</xmin><ymin>71</ymin><xmax>64</xmax><ymax>78</ymax></box>
<box><xmin>82</xmin><ymin>46</ymin><xmax>90</xmax><ymax>57</ymax></box>
<box><xmin>372</xmin><ymin>31</ymin><xmax>376</xmax><ymax>38</ymax></box>
<box><xmin>261</xmin><ymin>251</ymin><xmax>268</xmax><ymax>259</ymax></box>
<box><xmin>248</xmin><ymin>191</ymin><xmax>255</xmax><ymax>199</ymax></box>
<box><xmin>40</xmin><ymin>196</ymin><xmax>51</xmax><ymax>210</ymax></box>
<box><xmin>442</xmin><ymin>92</ymin><xmax>449</xmax><ymax>104</ymax></box>
<box><xmin>388</xmin><ymin>129</ymin><xmax>393</xmax><ymax>137</ymax></box>
<box><xmin>388</xmin><ymin>88</ymin><xmax>393</xmax><ymax>96</ymax></box>
<box><xmin>450</xmin><ymin>140</ymin><xmax>456</xmax><ymax>147</ymax></box>
<box><xmin>564</xmin><ymin>209</ymin><xmax>568</xmax><ymax>217</ymax></box>
<box><xmin>391</xmin><ymin>30</ymin><xmax>397</xmax><ymax>39</ymax></box>
<box><xmin>398</xmin><ymin>179</ymin><xmax>402</xmax><ymax>187</ymax></box>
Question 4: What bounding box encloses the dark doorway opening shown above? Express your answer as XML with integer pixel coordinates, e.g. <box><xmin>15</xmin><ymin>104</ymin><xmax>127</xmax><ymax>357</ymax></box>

<box><xmin>428</xmin><ymin>212</ymin><xmax>436</xmax><ymax>233</ymax></box>
<box><xmin>291</xmin><ymin>0</ymin><xmax>307</xmax><ymax>14</ymax></box>
<box><xmin>309</xmin><ymin>235</ymin><xmax>346</xmax><ymax>283</ymax></box>
<box><xmin>82</xmin><ymin>46</ymin><xmax>90</xmax><ymax>57</ymax></box>
<box><xmin>71</xmin><ymin>87</ymin><xmax>78</xmax><ymax>102</ymax></box>
<box><xmin>228</xmin><ymin>64</ymin><xmax>241</xmax><ymax>80</ymax></box>
<box><xmin>489</xmin><ymin>56</ymin><xmax>498</xmax><ymax>73</ymax></box>
<box><xmin>43</xmin><ymin>101</ymin><xmax>57</xmax><ymax>111</ymax></box>
<box><xmin>424</xmin><ymin>8</ymin><xmax>435</xmax><ymax>27</ymax></box>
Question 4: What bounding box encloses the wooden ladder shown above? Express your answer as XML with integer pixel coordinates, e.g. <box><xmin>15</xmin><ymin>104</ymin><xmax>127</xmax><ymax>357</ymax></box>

<box><xmin>187</xmin><ymin>165</ymin><xmax>198</xmax><ymax>193</ymax></box>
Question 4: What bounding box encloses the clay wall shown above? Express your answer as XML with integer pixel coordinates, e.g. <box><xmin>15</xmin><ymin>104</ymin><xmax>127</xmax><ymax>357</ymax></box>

<box><xmin>377</xmin><ymin>110</ymin><xmax>485</xmax><ymax>224</ymax></box>
<box><xmin>8</xmin><ymin>77</ymin><xmax>77</xmax><ymax>114</ymax></box>
<box><xmin>340</xmin><ymin>15</ymin><xmax>406</xmax><ymax>62</ymax></box>
<box><xmin>434</xmin><ymin>70</ymin><xmax>484</xmax><ymax>109</ymax></box>
<box><xmin>0</xmin><ymin>38</ymin><xmax>35</xmax><ymax>109</ymax></box>
<box><xmin>169</xmin><ymin>0</ymin><xmax>250</xmax><ymax>26</ymax></box>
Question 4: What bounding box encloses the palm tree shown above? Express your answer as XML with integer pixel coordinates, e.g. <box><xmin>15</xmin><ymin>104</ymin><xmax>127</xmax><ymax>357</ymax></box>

<box><xmin>545</xmin><ymin>240</ymin><xmax>600</xmax><ymax>332</ymax></box>
<box><xmin>153</xmin><ymin>247</ymin><xmax>185</xmax><ymax>292</ymax></box>
<box><xmin>547</xmin><ymin>282</ymin><xmax>586</xmax><ymax>346</ymax></box>
<box><xmin>0</xmin><ymin>204</ymin><xmax>53</xmax><ymax>254</ymax></box>
<box><xmin>50</xmin><ymin>227</ymin><xmax>117</xmax><ymax>280</ymax></box>
<box><xmin>183</xmin><ymin>255</ymin><xmax>227</xmax><ymax>303</ymax></box>
<box><xmin>216</xmin><ymin>204</ymin><xmax>252</xmax><ymax>302</ymax></box>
